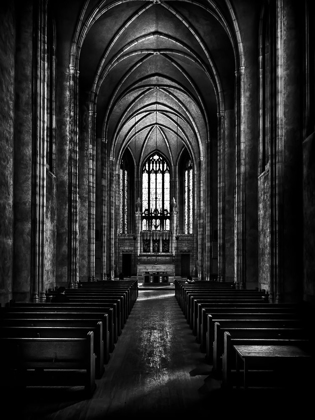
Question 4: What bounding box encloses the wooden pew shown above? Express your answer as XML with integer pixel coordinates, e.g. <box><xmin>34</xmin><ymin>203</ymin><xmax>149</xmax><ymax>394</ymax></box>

<box><xmin>185</xmin><ymin>296</ymin><xmax>267</xmax><ymax>335</ymax></box>
<box><xmin>76</xmin><ymin>280</ymin><xmax>138</xmax><ymax>311</ymax></box>
<box><xmin>198</xmin><ymin>303</ymin><xmax>299</xmax><ymax>348</ymax></box>
<box><xmin>0</xmin><ymin>310</ymin><xmax>114</xmax><ymax>352</ymax></box>
<box><xmin>234</xmin><ymin>344</ymin><xmax>312</xmax><ymax>390</ymax></box>
<box><xmin>0</xmin><ymin>318</ymin><xmax>110</xmax><ymax>363</ymax></box>
<box><xmin>63</xmin><ymin>291</ymin><xmax>127</xmax><ymax>327</ymax></box>
<box><xmin>0</xmin><ymin>323</ymin><xmax>105</xmax><ymax>378</ymax></box>
<box><xmin>205</xmin><ymin>317</ymin><xmax>303</xmax><ymax>361</ymax></box>
<box><xmin>0</xmin><ymin>333</ymin><xmax>96</xmax><ymax>397</ymax></box>
<box><xmin>174</xmin><ymin>280</ymin><xmax>234</xmax><ymax>304</ymax></box>
<box><xmin>184</xmin><ymin>290</ymin><xmax>267</xmax><ymax>320</ymax></box>
<box><xmin>79</xmin><ymin>280</ymin><xmax>138</xmax><ymax>304</ymax></box>
<box><xmin>187</xmin><ymin>292</ymin><xmax>268</xmax><ymax>330</ymax></box>
<box><xmin>51</xmin><ymin>296</ymin><xmax>122</xmax><ymax>338</ymax></box>
<box><xmin>7</xmin><ymin>302</ymin><xmax>114</xmax><ymax>352</ymax></box>
<box><xmin>222</xmin><ymin>331</ymin><xmax>311</xmax><ymax>388</ymax></box>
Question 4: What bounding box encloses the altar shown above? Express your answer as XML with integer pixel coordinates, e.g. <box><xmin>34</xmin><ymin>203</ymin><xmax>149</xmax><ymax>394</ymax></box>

<box><xmin>137</xmin><ymin>262</ymin><xmax>175</xmax><ymax>284</ymax></box>
<box><xmin>143</xmin><ymin>272</ymin><xmax>169</xmax><ymax>284</ymax></box>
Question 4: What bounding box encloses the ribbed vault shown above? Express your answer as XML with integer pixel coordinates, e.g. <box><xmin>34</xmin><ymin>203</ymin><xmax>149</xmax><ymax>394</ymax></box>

<box><xmin>74</xmin><ymin>0</ymin><xmax>237</xmax><ymax>166</ymax></box>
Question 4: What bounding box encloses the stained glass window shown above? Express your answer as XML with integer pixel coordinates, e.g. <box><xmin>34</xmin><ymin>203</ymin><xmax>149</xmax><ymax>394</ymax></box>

<box><xmin>120</xmin><ymin>160</ymin><xmax>128</xmax><ymax>233</ymax></box>
<box><xmin>142</xmin><ymin>153</ymin><xmax>170</xmax><ymax>231</ymax></box>
<box><xmin>184</xmin><ymin>160</ymin><xmax>193</xmax><ymax>234</ymax></box>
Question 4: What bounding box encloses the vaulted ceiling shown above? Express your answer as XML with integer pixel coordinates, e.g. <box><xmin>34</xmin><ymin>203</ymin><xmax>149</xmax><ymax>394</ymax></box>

<box><xmin>55</xmin><ymin>0</ymin><xmax>238</xmax><ymax>167</ymax></box>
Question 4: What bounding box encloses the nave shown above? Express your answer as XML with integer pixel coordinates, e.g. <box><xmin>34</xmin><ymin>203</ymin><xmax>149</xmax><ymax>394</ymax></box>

<box><xmin>3</xmin><ymin>289</ymin><xmax>313</xmax><ymax>420</ymax></box>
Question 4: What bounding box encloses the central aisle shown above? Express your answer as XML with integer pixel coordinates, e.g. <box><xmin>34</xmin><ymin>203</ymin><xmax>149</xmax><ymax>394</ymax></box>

<box><xmin>83</xmin><ymin>289</ymin><xmax>216</xmax><ymax>419</ymax></box>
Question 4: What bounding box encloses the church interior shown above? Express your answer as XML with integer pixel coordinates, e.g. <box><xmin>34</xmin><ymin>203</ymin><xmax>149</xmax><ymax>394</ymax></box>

<box><xmin>0</xmin><ymin>0</ymin><xmax>315</xmax><ymax>418</ymax></box>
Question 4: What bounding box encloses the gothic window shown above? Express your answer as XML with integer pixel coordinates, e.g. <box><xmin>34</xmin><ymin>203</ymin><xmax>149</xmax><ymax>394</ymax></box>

<box><xmin>184</xmin><ymin>160</ymin><xmax>193</xmax><ymax>234</ymax></box>
<box><xmin>120</xmin><ymin>160</ymin><xmax>128</xmax><ymax>233</ymax></box>
<box><xmin>142</xmin><ymin>153</ymin><xmax>170</xmax><ymax>231</ymax></box>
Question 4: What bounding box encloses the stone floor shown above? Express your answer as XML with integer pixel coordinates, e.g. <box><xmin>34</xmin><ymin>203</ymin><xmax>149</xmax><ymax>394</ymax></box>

<box><xmin>4</xmin><ymin>290</ymin><xmax>314</xmax><ymax>420</ymax></box>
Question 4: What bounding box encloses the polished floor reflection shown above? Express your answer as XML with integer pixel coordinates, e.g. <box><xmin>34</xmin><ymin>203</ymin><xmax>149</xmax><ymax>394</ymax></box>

<box><xmin>8</xmin><ymin>290</ymin><xmax>313</xmax><ymax>420</ymax></box>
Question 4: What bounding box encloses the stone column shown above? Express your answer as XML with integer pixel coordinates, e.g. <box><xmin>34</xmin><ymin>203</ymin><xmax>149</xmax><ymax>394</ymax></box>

<box><xmin>31</xmin><ymin>0</ymin><xmax>48</xmax><ymax>302</ymax></box>
<box><xmin>0</xmin><ymin>0</ymin><xmax>15</xmax><ymax>306</ymax></box>
<box><xmin>13</xmin><ymin>0</ymin><xmax>33</xmax><ymax>302</ymax></box>
<box><xmin>217</xmin><ymin>112</ymin><xmax>225</xmax><ymax>282</ymax></box>
<box><xmin>78</xmin><ymin>104</ymin><xmax>89</xmax><ymax>283</ymax></box>
<box><xmin>56</xmin><ymin>62</ymin><xmax>70</xmax><ymax>286</ymax></box>
<box><xmin>205</xmin><ymin>137</ymin><xmax>211</xmax><ymax>281</ymax></box>
<box><xmin>110</xmin><ymin>157</ymin><xmax>116</xmax><ymax>280</ymax></box>
<box><xmin>197</xmin><ymin>158</ymin><xmax>204</xmax><ymax>280</ymax></box>
<box><xmin>68</xmin><ymin>65</ymin><xmax>80</xmax><ymax>288</ymax></box>
<box><xmin>224</xmin><ymin>110</ymin><xmax>235</xmax><ymax>283</ymax></box>
<box><xmin>101</xmin><ymin>137</ymin><xmax>108</xmax><ymax>280</ymax></box>
<box><xmin>234</xmin><ymin>67</ymin><xmax>246</xmax><ymax>289</ymax></box>
<box><xmin>88</xmin><ymin>109</ymin><xmax>96</xmax><ymax>282</ymax></box>
<box><xmin>271</xmin><ymin>0</ymin><xmax>303</xmax><ymax>302</ymax></box>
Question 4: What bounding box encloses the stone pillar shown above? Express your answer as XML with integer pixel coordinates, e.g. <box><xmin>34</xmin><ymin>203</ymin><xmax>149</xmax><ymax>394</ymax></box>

<box><xmin>217</xmin><ymin>112</ymin><xmax>225</xmax><ymax>282</ymax></box>
<box><xmin>197</xmin><ymin>158</ymin><xmax>204</xmax><ymax>280</ymax></box>
<box><xmin>101</xmin><ymin>138</ymin><xmax>108</xmax><ymax>280</ymax></box>
<box><xmin>56</xmin><ymin>65</ymin><xmax>70</xmax><ymax>286</ymax></box>
<box><xmin>31</xmin><ymin>0</ymin><xmax>48</xmax><ymax>302</ymax></box>
<box><xmin>273</xmin><ymin>0</ymin><xmax>303</xmax><ymax>302</ymax></box>
<box><xmin>68</xmin><ymin>65</ymin><xmax>80</xmax><ymax>288</ymax></box>
<box><xmin>0</xmin><ymin>0</ymin><xmax>15</xmax><ymax>306</ymax></box>
<box><xmin>110</xmin><ymin>157</ymin><xmax>116</xmax><ymax>280</ymax></box>
<box><xmin>13</xmin><ymin>0</ymin><xmax>33</xmax><ymax>302</ymax></box>
<box><xmin>224</xmin><ymin>110</ymin><xmax>235</xmax><ymax>284</ymax></box>
<box><xmin>234</xmin><ymin>67</ymin><xmax>246</xmax><ymax>289</ymax></box>
<box><xmin>88</xmin><ymin>109</ymin><xmax>96</xmax><ymax>282</ymax></box>
<box><xmin>205</xmin><ymin>137</ymin><xmax>211</xmax><ymax>281</ymax></box>
<box><xmin>78</xmin><ymin>105</ymin><xmax>89</xmax><ymax>283</ymax></box>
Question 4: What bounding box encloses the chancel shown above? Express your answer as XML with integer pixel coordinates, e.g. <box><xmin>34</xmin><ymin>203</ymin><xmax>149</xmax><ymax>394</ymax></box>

<box><xmin>0</xmin><ymin>0</ymin><xmax>314</xmax><ymax>418</ymax></box>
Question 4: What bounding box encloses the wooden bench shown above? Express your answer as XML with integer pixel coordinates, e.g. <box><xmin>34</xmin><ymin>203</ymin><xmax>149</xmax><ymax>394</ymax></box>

<box><xmin>51</xmin><ymin>296</ymin><xmax>122</xmax><ymax>338</ymax></box>
<box><xmin>234</xmin><ymin>344</ymin><xmax>312</xmax><ymax>390</ymax></box>
<box><xmin>192</xmin><ymin>299</ymin><xmax>296</xmax><ymax>336</ymax></box>
<box><xmin>7</xmin><ymin>302</ymin><xmax>114</xmax><ymax>346</ymax></box>
<box><xmin>62</xmin><ymin>292</ymin><xmax>127</xmax><ymax>327</ymax></box>
<box><xmin>6</xmin><ymin>304</ymin><xmax>115</xmax><ymax>351</ymax></box>
<box><xmin>184</xmin><ymin>294</ymin><xmax>267</xmax><ymax>325</ymax></box>
<box><xmin>212</xmin><ymin>318</ymin><xmax>306</xmax><ymax>372</ymax></box>
<box><xmin>186</xmin><ymin>292</ymin><xmax>267</xmax><ymax>329</ymax></box>
<box><xmin>0</xmin><ymin>317</ymin><xmax>110</xmax><ymax>363</ymax></box>
<box><xmin>0</xmin><ymin>333</ymin><xmax>96</xmax><ymax>397</ymax></box>
<box><xmin>0</xmin><ymin>310</ymin><xmax>114</xmax><ymax>353</ymax></box>
<box><xmin>185</xmin><ymin>290</ymin><xmax>268</xmax><ymax>322</ymax></box>
<box><xmin>198</xmin><ymin>303</ymin><xmax>299</xmax><ymax>348</ymax></box>
<box><xmin>206</xmin><ymin>317</ymin><xmax>303</xmax><ymax>361</ymax></box>
<box><xmin>183</xmin><ymin>291</ymin><xmax>266</xmax><ymax>318</ymax></box>
<box><xmin>0</xmin><ymin>324</ymin><xmax>104</xmax><ymax>378</ymax></box>
<box><xmin>184</xmin><ymin>297</ymin><xmax>269</xmax><ymax>335</ymax></box>
<box><xmin>79</xmin><ymin>280</ymin><xmax>138</xmax><ymax>304</ymax></box>
<box><xmin>222</xmin><ymin>331</ymin><xmax>311</xmax><ymax>388</ymax></box>
<box><xmin>174</xmin><ymin>280</ymin><xmax>234</xmax><ymax>303</ymax></box>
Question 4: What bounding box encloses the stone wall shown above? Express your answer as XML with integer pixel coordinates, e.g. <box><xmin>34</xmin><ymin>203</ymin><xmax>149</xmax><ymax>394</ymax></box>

<box><xmin>12</xmin><ymin>0</ymin><xmax>33</xmax><ymax>302</ymax></box>
<box><xmin>45</xmin><ymin>171</ymin><xmax>57</xmax><ymax>292</ymax></box>
<box><xmin>0</xmin><ymin>1</ymin><xmax>15</xmax><ymax>306</ymax></box>
<box><xmin>258</xmin><ymin>169</ymin><xmax>270</xmax><ymax>292</ymax></box>
<box><xmin>303</xmin><ymin>133</ymin><xmax>315</xmax><ymax>303</ymax></box>
<box><xmin>224</xmin><ymin>110</ymin><xmax>235</xmax><ymax>283</ymax></box>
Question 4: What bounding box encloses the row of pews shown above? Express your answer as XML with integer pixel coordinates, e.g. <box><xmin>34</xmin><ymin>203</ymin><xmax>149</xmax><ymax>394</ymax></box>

<box><xmin>0</xmin><ymin>280</ymin><xmax>138</xmax><ymax>397</ymax></box>
<box><xmin>175</xmin><ymin>280</ymin><xmax>314</xmax><ymax>390</ymax></box>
